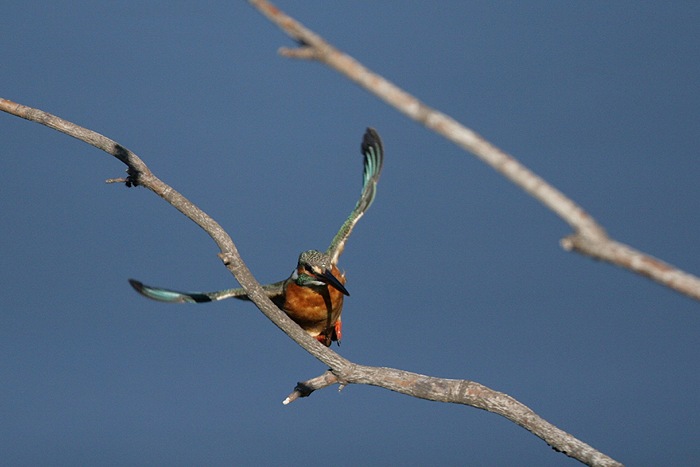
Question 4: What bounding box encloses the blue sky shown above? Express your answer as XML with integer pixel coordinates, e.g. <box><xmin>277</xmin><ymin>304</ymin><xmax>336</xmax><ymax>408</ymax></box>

<box><xmin>2</xmin><ymin>2</ymin><xmax>700</xmax><ymax>465</ymax></box>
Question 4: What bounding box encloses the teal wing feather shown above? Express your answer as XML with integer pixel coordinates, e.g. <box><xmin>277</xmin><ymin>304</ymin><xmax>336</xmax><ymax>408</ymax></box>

<box><xmin>327</xmin><ymin>127</ymin><xmax>384</xmax><ymax>265</ymax></box>
<box><xmin>128</xmin><ymin>278</ymin><xmax>285</xmax><ymax>304</ymax></box>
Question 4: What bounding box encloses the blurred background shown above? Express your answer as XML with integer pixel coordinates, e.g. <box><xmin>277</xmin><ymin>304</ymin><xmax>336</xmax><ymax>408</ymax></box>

<box><xmin>2</xmin><ymin>2</ymin><xmax>699</xmax><ymax>465</ymax></box>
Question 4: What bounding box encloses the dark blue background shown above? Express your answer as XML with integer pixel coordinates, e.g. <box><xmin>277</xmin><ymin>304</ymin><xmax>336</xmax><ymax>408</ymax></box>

<box><xmin>3</xmin><ymin>2</ymin><xmax>699</xmax><ymax>465</ymax></box>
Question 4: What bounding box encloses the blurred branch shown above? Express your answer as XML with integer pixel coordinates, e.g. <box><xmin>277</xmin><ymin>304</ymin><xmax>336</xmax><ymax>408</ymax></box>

<box><xmin>248</xmin><ymin>0</ymin><xmax>700</xmax><ymax>303</ymax></box>
<box><xmin>1</xmin><ymin>96</ymin><xmax>621</xmax><ymax>466</ymax></box>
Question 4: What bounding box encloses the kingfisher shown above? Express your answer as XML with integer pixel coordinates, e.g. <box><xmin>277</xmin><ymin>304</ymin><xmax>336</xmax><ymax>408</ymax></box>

<box><xmin>129</xmin><ymin>128</ymin><xmax>384</xmax><ymax>346</ymax></box>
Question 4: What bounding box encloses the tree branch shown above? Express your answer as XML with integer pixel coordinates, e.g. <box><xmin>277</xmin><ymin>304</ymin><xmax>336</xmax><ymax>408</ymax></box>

<box><xmin>248</xmin><ymin>0</ymin><xmax>700</xmax><ymax>303</ymax></box>
<box><xmin>0</xmin><ymin>97</ymin><xmax>330</xmax><ymax>365</ymax></box>
<box><xmin>1</xmin><ymin>96</ymin><xmax>621</xmax><ymax>465</ymax></box>
<box><xmin>290</xmin><ymin>366</ymin><xmax>622</xmax><ymax>467</ymax></box>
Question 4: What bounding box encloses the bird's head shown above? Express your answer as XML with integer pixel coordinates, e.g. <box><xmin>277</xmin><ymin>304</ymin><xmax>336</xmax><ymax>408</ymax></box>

<box><xmin>292</xmin><ymin>249</ymin><xmax>349</xmax><ymax>296</ymax></box>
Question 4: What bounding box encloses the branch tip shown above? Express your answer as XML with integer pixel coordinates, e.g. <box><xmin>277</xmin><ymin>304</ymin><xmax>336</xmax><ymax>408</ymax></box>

<box><xmin>560</xmin><ymin>235</ymin><xmax>575</xmax><ymax>251</ymax></box>
<box><xmin>105</xmin><ymin>177</ymin><xmax>128</xmax><ymax>184</ymax></box>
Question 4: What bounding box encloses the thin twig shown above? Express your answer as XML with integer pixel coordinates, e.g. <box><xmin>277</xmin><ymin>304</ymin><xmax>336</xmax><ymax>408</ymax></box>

<box><xmin>1</xmin><ymin>96</ymin><xmax>621</xmax><ymax>465</ymax></box>
<box><xmin>283</xmin><ymin>370</ymin><xmax>339</xmax><ymax>405</ymax></box>
<box><xmin>248</xmin><ymin>0</ymin><xmax>700</xmax><ymax>302</ymax></box>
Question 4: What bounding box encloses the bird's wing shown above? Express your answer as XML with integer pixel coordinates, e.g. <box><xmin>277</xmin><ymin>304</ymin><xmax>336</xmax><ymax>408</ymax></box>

<box><xmin>326</xmin><ymin>127</ymin><xmax>384</xmax><ymax>265</ymax></box>
<box><xmin>128</xmin><ymin>278</ymin><xmax>286</xmax><ymax>303</ymax></box>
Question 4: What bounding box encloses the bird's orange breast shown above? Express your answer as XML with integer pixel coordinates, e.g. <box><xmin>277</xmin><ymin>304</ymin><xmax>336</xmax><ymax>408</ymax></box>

<box><xmin>282</xmin><ymin>265</ymin><xmax>345</xmax><ymax>345</ymax></box>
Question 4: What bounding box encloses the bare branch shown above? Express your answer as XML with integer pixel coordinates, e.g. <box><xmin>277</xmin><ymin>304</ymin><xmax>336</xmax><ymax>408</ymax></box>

<box><xmin>283</xmin><ymin>370</ymin><xmax>339</xmax><ymax>405</ymax></box>
<box><xmin>0</xmin><ymin>97</ymin><xmax>325</xmax><ymax>363</ymax></box>
<box><xmin>1</xmin><ymin>96</ymin><xmax>621</xmax><ymax>465</ymax></box>
<box><xmin>248</xmin><ymin>0</ymin><xmax>700</xmax><ymax>302</ymax></box>
<box><xmin>291</xmin><ymin>365</ymin><xmax>622</xmax><ymax>467</ymax></box>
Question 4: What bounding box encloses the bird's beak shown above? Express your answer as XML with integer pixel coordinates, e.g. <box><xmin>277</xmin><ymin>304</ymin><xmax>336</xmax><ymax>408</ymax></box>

<box><xmin>318</xmin><ymin>269</ymin><xmax>350</xmax><ymax>296</ymax></box>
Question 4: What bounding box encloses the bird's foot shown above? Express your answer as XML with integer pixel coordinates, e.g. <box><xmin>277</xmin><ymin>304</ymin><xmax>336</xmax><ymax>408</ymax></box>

<box><xmin>333</xmin><ymin>319</ymin><xmax>342</xmax><ymax>345</ymax></box>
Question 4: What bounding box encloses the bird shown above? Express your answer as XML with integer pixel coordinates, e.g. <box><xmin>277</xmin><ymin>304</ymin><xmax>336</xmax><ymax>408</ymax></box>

<box><xmin>129</xmin><ymin>127</ymin><xmax>384</xmax><ymax>346</ymax></box>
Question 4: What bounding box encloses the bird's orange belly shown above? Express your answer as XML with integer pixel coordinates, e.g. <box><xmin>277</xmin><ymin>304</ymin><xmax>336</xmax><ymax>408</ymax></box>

<box><xmin>282</xmin><ymin>269</ymin><xmax>346</xmax><ymax>341</ymax></box>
